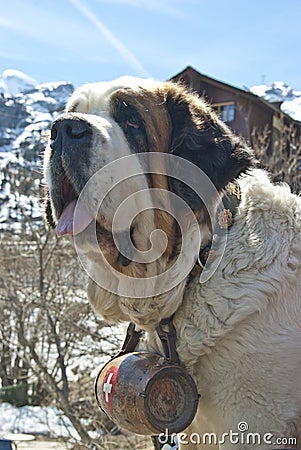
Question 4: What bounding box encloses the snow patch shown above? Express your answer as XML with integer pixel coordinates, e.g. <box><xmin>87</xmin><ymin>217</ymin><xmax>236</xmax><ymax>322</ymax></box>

<box><xmin>0</xmin><ymin>69</ymin><xmax>37</xmax><ymax>97</ymax></box>
<box><xmin>282</xmin><ymin>96</ymin><xmax>301</xmax><ymax>121</ymax></box>
<box><xmin>0</xmin><ymin>403</ymin><xmax>79</xmax><ymax>439</ymax></box>
<box><xmin>250</xmin><ymin>81</ymin><xmax>301</xmax><ymax>121</ymax></box>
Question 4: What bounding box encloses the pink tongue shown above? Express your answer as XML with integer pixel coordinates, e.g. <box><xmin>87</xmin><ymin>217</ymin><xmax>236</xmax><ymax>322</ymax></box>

<box><xmin>56</xmin><ymin>199</ymin><xmax>93</xmax><ymax>237</ymax></box>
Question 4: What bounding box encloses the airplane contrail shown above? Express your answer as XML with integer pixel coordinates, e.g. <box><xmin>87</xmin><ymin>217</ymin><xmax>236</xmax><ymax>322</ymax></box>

<box><xmin>68</xmin><ymin>0</ymin><xmax>151</xmax><ymax>78</ymax></box>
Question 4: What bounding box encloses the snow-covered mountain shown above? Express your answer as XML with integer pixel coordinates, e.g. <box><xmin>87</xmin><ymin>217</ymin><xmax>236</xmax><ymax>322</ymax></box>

<box><xmin>0</xmin><ymin>69</ymin><xmax>74</xmax><ymax>229</ymax></box>
<box><xmin>250</xmin><ymin>81</ymin><xmax>301</xmax><ymax>122</ymax></box>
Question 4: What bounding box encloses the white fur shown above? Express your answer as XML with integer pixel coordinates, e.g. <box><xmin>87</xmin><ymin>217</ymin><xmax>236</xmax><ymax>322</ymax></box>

<box><xmin>171</xmin><ymin>169</ymin><xmax>301</xmax><ymax>447</ymax></box>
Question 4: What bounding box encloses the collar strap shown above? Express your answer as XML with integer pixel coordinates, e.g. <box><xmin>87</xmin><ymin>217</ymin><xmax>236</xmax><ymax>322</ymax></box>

<box><xmin>155</xmin><ymin>316</ymin><xmax>180</xmax><ymax>363</ymax></box>
<box><xmin>115</xmin><ymin>316</ymin><xmax>179</xmax><ymax>363</ymax></box>
<box><xmin>114</xmin><ymin>322</ymin><xmax>143</xmax><ymax>357</ymax></box>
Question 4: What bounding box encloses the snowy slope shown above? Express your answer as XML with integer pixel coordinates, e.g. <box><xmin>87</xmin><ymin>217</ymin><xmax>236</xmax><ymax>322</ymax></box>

<box><xmin>0</xmin><ymin>69</ymin><xmax>74</xmax><ymax>228</ymax></box>
<box><xmin>250</xmin><ymin>81</ymin><xmax>301</xmax><ymax>121</ymax></box>
<box><xmin>0</xmin><ymin>69</ymin><xmax>37</xmax><ymax>97</ymax></box>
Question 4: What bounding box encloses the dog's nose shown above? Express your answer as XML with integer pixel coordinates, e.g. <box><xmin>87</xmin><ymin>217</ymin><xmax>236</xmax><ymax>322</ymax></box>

<box><xmin>50</xmin><ymin>116</ymin><xmax>92</xmax><ymax>150</ymax></box>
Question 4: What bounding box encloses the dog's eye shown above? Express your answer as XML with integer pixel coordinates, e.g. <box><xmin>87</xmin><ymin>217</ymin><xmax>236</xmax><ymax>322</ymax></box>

<box><xmin>112</xmin><ymin>99</ymin><xmax>143</xmax><ymax>131</ymax></box>
<box><xmin>125</xmin><ymin>120</ymin><xmax>140</xmax><ymax>130</ymax></box>
<box><xmin>112</xmin><ymin>98</ymin><xmax>147</xmax><ymax>152</ymax></box>
<box><xmin>123</xmin><ymin>117</ymin><xmax>147</xmax><ymax>154</ymax></box>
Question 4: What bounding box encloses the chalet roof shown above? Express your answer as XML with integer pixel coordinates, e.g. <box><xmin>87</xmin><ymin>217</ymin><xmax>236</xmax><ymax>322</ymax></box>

<box><xmin>171</xmin><ymin>66</ymin><xmax>299</xmax><ymax>124</ymax></box>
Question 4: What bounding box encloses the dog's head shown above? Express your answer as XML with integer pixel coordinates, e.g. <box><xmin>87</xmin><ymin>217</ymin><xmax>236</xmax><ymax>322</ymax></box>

<box><xmin>44</xmin><ymin>76</ymin><xmax>254</xmax><ymax>326</ymax></box>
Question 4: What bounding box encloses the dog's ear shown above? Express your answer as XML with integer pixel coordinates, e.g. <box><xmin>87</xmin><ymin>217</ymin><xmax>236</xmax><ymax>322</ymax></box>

<box><xmin>165</xmin><ymin>84</ymin><xmax>255</xmax><ymax>209</ymax></box>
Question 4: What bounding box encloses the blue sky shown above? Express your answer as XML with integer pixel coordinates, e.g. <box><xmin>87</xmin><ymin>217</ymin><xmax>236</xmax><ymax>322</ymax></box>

<box><xmin>0</xmin><ymin>0</ymin><xmax>300</xmax><ymax>90</ymax></box>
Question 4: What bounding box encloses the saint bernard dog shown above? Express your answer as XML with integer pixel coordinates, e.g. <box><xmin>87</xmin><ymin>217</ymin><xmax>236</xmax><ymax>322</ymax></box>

<box><xmin>44</xmin><ymin>76</ymin><xmax>301</xmax><ymax>448</ymax></box>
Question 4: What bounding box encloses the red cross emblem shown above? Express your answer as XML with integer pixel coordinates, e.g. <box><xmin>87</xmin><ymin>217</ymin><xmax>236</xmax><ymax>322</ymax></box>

<box><xmin>102</xmin><ymin>366</ymin><xmax>118</xmax><ymax>410</ymax></box>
